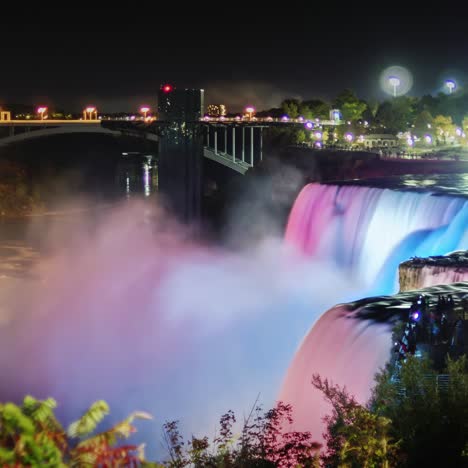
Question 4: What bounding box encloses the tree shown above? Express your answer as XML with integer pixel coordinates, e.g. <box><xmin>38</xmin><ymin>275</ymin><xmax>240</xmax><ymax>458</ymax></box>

<box><xmin>300</xmin><ymin>100</ymin><xmax>330</xmax><ymax>120</ymax></box>
<box><xmin>161</xmin><ymin>403</ymin><xmax>320</xmax><ymax>467</ymax></box>
<box><xmin>375</xmin><ymin>97</ymin><xmax>415</xmax><ymax>133</ymax></box>
<box><xmin>0</xmin><ymin>396</ymin><xmax>153</xmax><ymax>466</ymax></box>
<box><xmin>413</xmin><ymin>110</ymin><xmax>433</xmax><ymax>137</ymax></box>
<box><xmin>294</xmin><ymin>129</ymin><xmax>307</xmax><ymax>144</ymax></box>
<box><xmin>333</xmin><ymin>89</ymin><xmax>367</xmax><ymax>122</ymax></box>
<box><xmin>341</xmin><ymin>101</ymin><xmax>367</xmax><ymax>122</ymax></box>
<box><xmin>462</xmin><ymin>116</ymin><xmax>468</xmax><ymax>132</ymax></box>
<box><xmin>371</xmin><ymin>355</ymin><xmax>468</xmax><ymax>467</ymax></box>
<box><xmin>432</xmin><ymin>114</ymin><xmax>455</xmax><ymax>144</ymax></box>
<box><xmin>281</xmin><ymin>99</ymin><xmax>300</xmax><ymax>119</ymax></box>
<box><xmin>312</xmin><ymin>375</ymin><xmax>402</xmax><ymax>467</ymax></box>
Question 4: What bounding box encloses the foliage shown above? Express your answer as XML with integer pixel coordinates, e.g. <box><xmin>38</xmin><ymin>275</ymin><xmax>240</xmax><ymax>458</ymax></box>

<box><xmin>161</xmin><ymin>402</ymin><xmax>321</xmax><ymax>467</ymax></box>
<box><xmin>0</xmin><ymin>395</ymin><xmax>152</xmax><ymax>466</ymax></box>
<box><xmin>375</xmin><ymin>97</ymin><xmax>416</xmax><ymax>133</ymax></box>
<box><xmin>370</xmin><ymin>355</ymin><xmax>468</xmax><ymax>467</ymax></box>
<box><xmin>0</xmin><ymin>159</ymin><xmax>43</xmax><ymax>216</ymax></box>
<box><xmin>333</xmin><ymin>89</ymin><xmax>367</xmax><ymax>122</ymax></box>
<box><xmin>300</xmin><ymin>100</ymin><xmax>330</xmax><ymax>120</ymax></box>
<box><xmin>281</xmin><ymin>99</ymin><xmax>300</xmax><ymax>119</ymax></box>
<box><xmin>432</xmin><ymin>114</ymin><xmax>455</xmax><ymax>143</ymax></box>
<box><xmin>413</xmin><ymin>110</ymin><xmax>433</xmax><ymax>136</ymax></box>
<box><xmin>312</xmin><ymin>375</ymin><xmax>402</xmax><ymax>467</ymax></box>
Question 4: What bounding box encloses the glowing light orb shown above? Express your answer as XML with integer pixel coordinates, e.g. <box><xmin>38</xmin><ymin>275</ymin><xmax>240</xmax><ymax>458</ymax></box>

<box><xmin>445</xmin><ymin>79</ymin><xmax>456</xmax><ymax>93</ymax></box>
<box><xmin>162</xmin><ymin>84</ymin><xmax>173</xmax><ymax>93</ymax></box>
<box><xmin>304</xmin><ymin>121</ymin><xmax>314</xmax><ymax>130</ymax></box>
<box><xmin>456</xmin><ymin>128</ymin><xmax>462</xmax><ymax>137</ymax></box>
<box><xmin>425</xmin><ymin>134</ymin><xmax>432</xmax><ymax>144</ymax></box>
<box><xmin>407</xmin><ymin>137</ymin><xmax>414</xmax><ymax>146</ymax></box>
<box><xmin>281</xmin><ymin>115</ymin><xmax>289</xmax><ymax>121</ymax></box>
<box><xmin>380</xmin><ymin>66</ymin><xmax>413</xmax><ymax>96</ymax></box>
<box><xmin>314</xmin><ymin>131</ymin><xmax>322</xmax><ymax>140</ymax></box>
<box><xmin>345</xmin><ymin>133</ymin><xmax>354</xmax><ymax>142</ymax></box>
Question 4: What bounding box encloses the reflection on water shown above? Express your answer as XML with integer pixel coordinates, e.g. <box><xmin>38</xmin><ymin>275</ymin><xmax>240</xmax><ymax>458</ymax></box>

<box><xmin>117</xmin><ymin>154</ymin><xmax>158</xmax><ymax>198</ymax></box>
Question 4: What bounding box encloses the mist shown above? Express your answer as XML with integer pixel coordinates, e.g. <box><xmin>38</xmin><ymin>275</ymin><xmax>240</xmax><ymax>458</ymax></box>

<box><xmin>0</xmin><ymin>197</ymin><xmax>360</xmax><ymax>459</ymax></box>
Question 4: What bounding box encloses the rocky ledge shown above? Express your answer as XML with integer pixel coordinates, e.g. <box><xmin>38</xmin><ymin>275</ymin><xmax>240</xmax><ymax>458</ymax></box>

<box><xmin>399</xmin><ymin>251</ymin><xmax>468</xmax><ymax>292</ymax></box>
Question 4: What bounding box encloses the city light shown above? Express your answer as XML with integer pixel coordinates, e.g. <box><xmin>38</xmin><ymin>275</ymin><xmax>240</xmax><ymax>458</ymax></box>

<box><xmin>407</xmin><ymin>137</ymin><xmax>414</xmax><ymax>146</ymax></box>
<box><xmin>314</xmin><ymin>131</ymin><xmax>322</xmax><ymax>140</ymax></box>
<box><xmin>162</xmin><ymin>84</ymin><xmax>173</xmax><ymax>93</ymax></box>
<box><xmin>425</xmin><ymin>134</ymin><xmax>433</xmax><ymax>144</ymax></box>
<box><xmin>83</xmin><ymin>106</ymin><xmax>97</xmax><ymax>120</ymax></box>
<box><xmin>345</xmin><ymin>133</ymin><xmax>354</xmax><ymax>142</ymax></box>
<box><xmin>281</xmin><ymin>115</ymin><xmax>289</xmax><ymax>122</ymax></box>
<box><xmin>389</xmin><ymin>76</ymin><xmax>401</xmax><ymax>97</ymax></box>
<box><xmin>245</xmin><ymin>106</ymin><xmax>255</xmax><ymax>120</ymax></box>
<box><xmin>445</xmin><ymin>79</ymin><xmax>456</xmax><ymax>94</ymax></box>
<box><xmin>304</xmin><ymin>121</ymin><xmax>314</xmax><ymax>130</ymax></box>
<box><xmin>380</xmin><ymin>66</ymin><xmax>413</xmax><ymax>96</ymax></box>
<box><xmin>37</xmin><ymin>107</ymin><xmax>47</xmax><ymax>120</ymax></box>
<box><xmin>140</xmin><ymin>106</ymin><xmax>150</xmax><ymax>119</ymax></box>
<box><xmin>456</xmin><ymin>128</ymin><xmax>462</xmax><ymax>137</ymax></box>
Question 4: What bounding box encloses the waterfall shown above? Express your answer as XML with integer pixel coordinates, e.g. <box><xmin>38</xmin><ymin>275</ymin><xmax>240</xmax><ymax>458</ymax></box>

<box><xmin>285</xmin><ymin>183</ymin><xmax>468</xmax><ymax>291</ymax></box>
<box><xmin>279</xmin><ymin>183</ymin><xmax>468</xmax><ymax>442</ymax></box>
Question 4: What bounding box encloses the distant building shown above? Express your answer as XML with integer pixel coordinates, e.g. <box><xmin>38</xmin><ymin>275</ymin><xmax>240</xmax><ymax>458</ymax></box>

<box><xmin>362</xmin><ymin>134</ymin><xmax>399</xmax><ymax>148</ymax></box>
<box><xmin>0</xmin><ymin>110</ymin><xmax>11</xmax><ymax>121</ymax></box>
<box><xmin>206</xmin><ymin>104</ymin><xmax>227</xmax><ymax>118</ymax></box>
<box><xmin>157</xmin><ymin>84</ymin><xmax>204</xmax><ymax>121</ymax></box>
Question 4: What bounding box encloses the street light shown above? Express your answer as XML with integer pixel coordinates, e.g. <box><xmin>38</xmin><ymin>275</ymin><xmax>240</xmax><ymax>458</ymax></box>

<box><xmin>445</xmin><ymin>80</ymin><xmax>456</xmax><ymax>94</ymax></box>
<box><xmin>37</xmin><ymin>107</ymin><xmax>47</xmax><ymax>120</ymax></box>
<box><xmin>245</xmin><ymin>106</ymin><xmax>255</xmax><ymax>120</ymax></box>
<box><xmin>389</xmin><ymin>76</ymin><xmax>401</xmax><ymax>97</ymax></box>
<box><xmin>140</xmin><ymin>106</ymin><xmax>150</xmax><ymax>120</ymax></box>
<box><xmin>345</xmin><ymin>133</ymin><xmax>354</xmax><ymax>142</ymax></box>
<box><xmin>83</xmin><ymin>106</ymin><xmax>97</xmax><ymax>120</ymax></box>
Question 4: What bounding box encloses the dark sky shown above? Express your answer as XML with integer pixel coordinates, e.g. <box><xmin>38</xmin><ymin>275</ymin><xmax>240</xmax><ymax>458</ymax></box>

<box><xmin>1</xmin><ymin>13</ymin><xmax>468</xmax><ymax>112</ymax></box>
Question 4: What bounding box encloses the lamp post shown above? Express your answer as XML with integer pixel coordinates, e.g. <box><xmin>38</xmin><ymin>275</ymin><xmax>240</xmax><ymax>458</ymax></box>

<box><xmin>140</xmin><ymin>106</ymin><xmax>150</xmax><ymax>120</ymax></box>
<box><xmin>245</xmin><ymin>106</ymin><xmax>255</xmax><ymax>120</ymax></box>
<box><xmin>83</xmin><ymin>106</ymin><xmax>97</xmax><ymax>120</ymax></box>
<box><xmin>445</xmin><ymin>80</ymin><xmax>456</xmax><ymax>94</ymax></box>
<box><xmin>389</xmin><ymin>76</ymin><xmax>401</xmax><ymax>97</ymax></box>
<box><xmin>37</xmin><ymin>107</ymin><xmax>47</xmax><ymax>120</ymax></box>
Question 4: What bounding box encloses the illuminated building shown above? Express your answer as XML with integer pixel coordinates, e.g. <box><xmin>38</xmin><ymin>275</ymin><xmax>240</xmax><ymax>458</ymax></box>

<box><xmin>206</xmin><ymin>104</ymin><xmax>226</xmax><ymax>118</ymax></box>
<box><xmin>157</xmin><ymin>84</ymin><xmax>204</xmax><ymax>121</ymax></box>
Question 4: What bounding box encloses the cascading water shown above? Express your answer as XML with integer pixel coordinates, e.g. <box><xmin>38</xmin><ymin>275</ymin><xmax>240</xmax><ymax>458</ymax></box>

<box><xmin>285</xmin><ymin>184</ymin><xmax>468</xmax><ymax>291</ymax></box>
<box><xmin>280</xmin><ymin>182</ymin><xmax>468</xmax><ymax>442</ymax></box>
<box><xmin>0</xmin><ymin>181</ymin><xmax>467</xmax><ymax>458</ymax></box>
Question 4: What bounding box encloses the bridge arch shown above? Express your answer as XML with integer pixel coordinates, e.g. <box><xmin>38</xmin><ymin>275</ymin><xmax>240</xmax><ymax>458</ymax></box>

<box><xmin>0</xmin><ymin>123</ymin><xmax>159</xmax><ymax>147</ymax></box>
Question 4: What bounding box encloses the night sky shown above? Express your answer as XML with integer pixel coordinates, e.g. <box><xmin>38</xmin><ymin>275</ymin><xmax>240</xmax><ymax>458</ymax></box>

<box><xmin>1</xmin><ymin>13</ymin><xmax>468</xmax><ymax>112</ymax></box>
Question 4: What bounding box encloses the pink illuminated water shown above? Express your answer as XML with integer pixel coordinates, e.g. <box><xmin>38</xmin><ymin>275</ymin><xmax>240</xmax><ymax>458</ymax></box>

<box><xmin>0</xmin><ymin>182</ymin><xmax>467</xmax><ymax>457</ymax></box>
<box><xmin>280</xmin><ymin>183</ymin><xmax>468</xmax><ymax>443</ymax></box>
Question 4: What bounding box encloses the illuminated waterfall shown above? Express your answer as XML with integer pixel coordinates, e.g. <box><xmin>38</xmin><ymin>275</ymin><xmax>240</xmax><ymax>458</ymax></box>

<box><xmin>285</xmin><ymin>183</ymin><xmax>468</xmax><ymax>291</ymax></box>
<box><xmin>280</xmin><ymin>183</ymin><xmax>468</xmax><ymax>441</ymax></box>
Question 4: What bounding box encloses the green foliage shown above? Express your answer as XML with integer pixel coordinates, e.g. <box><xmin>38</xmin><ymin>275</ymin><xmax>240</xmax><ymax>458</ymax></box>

<box><xmin>67</xmin><ymin>400</ymin><xmax>110</xmax><ymax>438</ymax></box>
<box><xmin>300</xmin><ymin>100</ymin><xmax>330</xmax><ymax>120</ymax></box>
<box><xmin>281</xmin><ymin>99</ymin><xmax>300</xmax><ymax>119</ymax></box>
<box><xmin>312</xmin><ymin>375</ymin><xmax>402</xmax><ymax>467</ymax></box>
<box><xmin>375</xmin><ymin>97</ymin><xmax>416</xmax><ymax>133</ymax></box>
<box><xmin>332</xmin><ymin>89</ymin><xmax>368</xmax><ymax>122</ymax></box>
<box><xmin>294</xmin><ymin>129</ymin><xmax>307</xmax><ymax>144</ymax></box>
<box><xmin>370</xmin><ymin>355</ymin><xmax>468</xmax><ymax>467</ymax></box>
<box><xmin>0</xmin><ymin>396</ymin><xmax>152</xmax><ymax>466</ymax></box>
<box><xmin>413</xmin><ymin>110</ymin><xmax>433</xmax><ymax>136</ymax></box>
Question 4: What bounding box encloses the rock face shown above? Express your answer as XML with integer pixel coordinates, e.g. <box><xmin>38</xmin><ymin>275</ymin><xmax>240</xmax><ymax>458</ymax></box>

<box><xmin>399</xmin><ymin>251</ymin><xmax>468</xmax><ymax>292</ymax></box>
